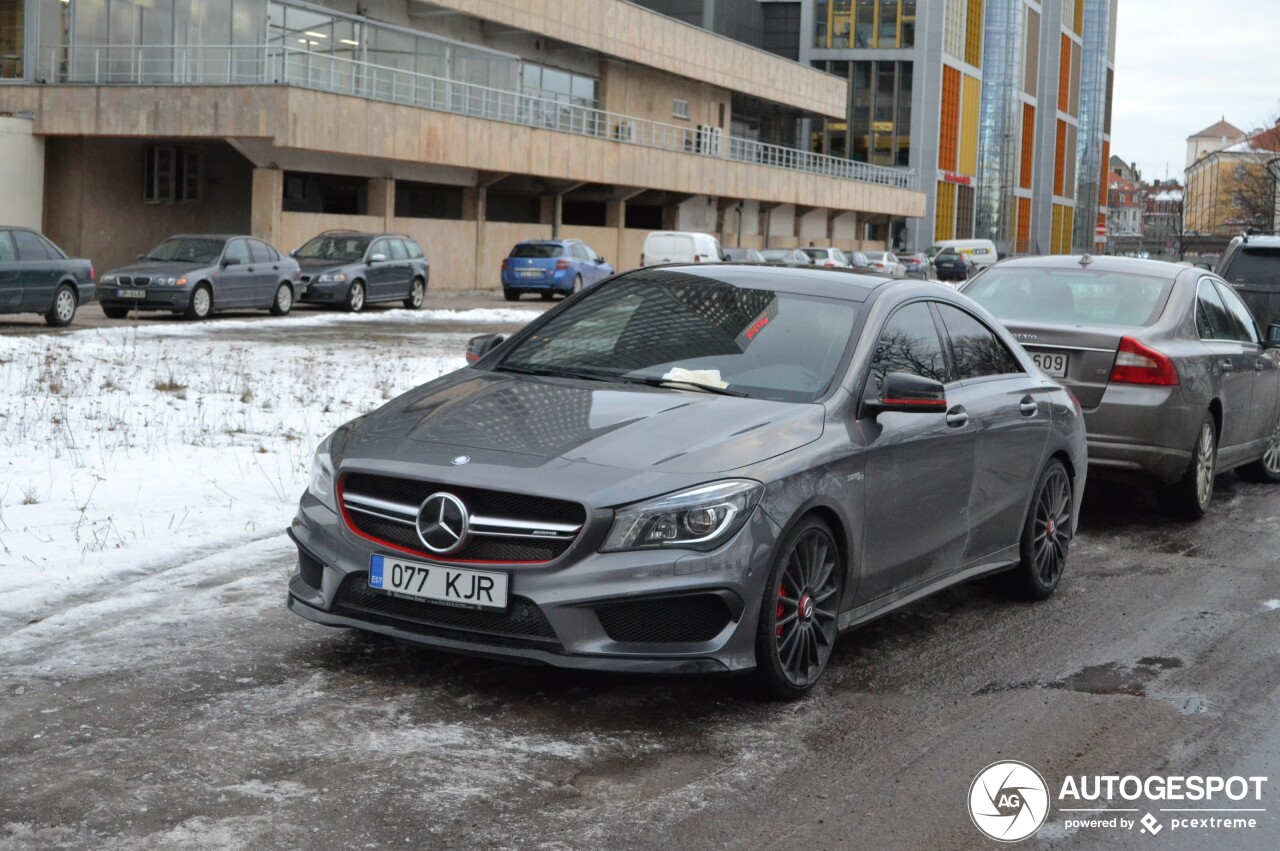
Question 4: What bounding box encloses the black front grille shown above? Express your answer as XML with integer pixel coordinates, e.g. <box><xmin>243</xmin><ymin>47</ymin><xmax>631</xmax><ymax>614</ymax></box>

<box><xmin>118</xmin><ymin>275</ymin><xmax>150</xmax><ymax>287</ymax></box>
<box><xmin>297</xmin><ymin>549</ymin><xmax>325</xmax><ymax>590</ymax></box>
<box><xmin>335</xmin><ymin>573</ymin><xmax>558</xmax><ymax>643</ymax></box>
<box><xmin>595</xmin><ymin>594</ymin><xmax>734</xmax><ymax>644</ymax></box>
<box><xmin>342</xmin><ymin>473</ymin><xmax>584</xmax><ymax>563</ymax></box>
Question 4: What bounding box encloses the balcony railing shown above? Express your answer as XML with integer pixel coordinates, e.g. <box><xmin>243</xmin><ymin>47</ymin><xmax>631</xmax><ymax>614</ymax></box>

<box><xmin>44</xmin><ymin>44</ymin><xmax>918</xmax><ymax>192</ymax></box>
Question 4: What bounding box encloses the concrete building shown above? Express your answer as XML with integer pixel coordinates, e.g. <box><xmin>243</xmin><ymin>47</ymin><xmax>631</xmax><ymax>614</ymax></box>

<box><xmin>1106</xmin><ymin>171</ymin><xmax>1140</xmax><ymax>236</ymax></box>
<box><xmin>1184</xmin><ymin>122</ymin><xmax>1280</xmax><ymax>237</ymax></box>
<box><xmin>0</xmin><ymin>0</ymin><xmax>923</xmax><ymax>286</ymax></box>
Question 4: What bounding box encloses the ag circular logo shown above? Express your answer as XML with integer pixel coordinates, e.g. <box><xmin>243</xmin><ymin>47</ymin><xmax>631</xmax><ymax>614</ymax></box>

<box><xmin>416</xmin><ymin>492</ymin><xmax>470</xmax><ymax>554</ymax></box>
<box><xmin>968</xmin><ymin>761</ymin><xmax>1050</xmax><ymax>842</ymax></box>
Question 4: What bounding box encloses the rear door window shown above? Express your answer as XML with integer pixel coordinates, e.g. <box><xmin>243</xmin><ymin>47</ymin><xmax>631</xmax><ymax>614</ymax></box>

<box><xmin>13</xmin><ymin>230</ymin><xmax>52</xmax><ymax>261</ymax></box>
<box><xmin>388</xmin><ymin>239</ymin><xmax>409</xmax><ymax>261</ymax></box>
<box><xmin>249</xmin><ymin>240</ymin><xmax>273</xmax><ymax>264</ymax></box>
<box><xmin>570</xmin><ymin>243</ymin><xmax>590</xmax><ymax>261</ymax></box>
<box><xmin>935</xmin><ymin>303</ymin><xmax>1023</xmax><ymax>380</ymax></box>
<box><xmin>405</xmin><ymin>240</ymin><xmax>424</xmax><ymax>259</ymax></box>
<box><xmin>0</xmin><ymin>232</ymin><xmax>15</xmax><ymax>262</ymax></box>
<box><xmin>1214</xmin><ymin>280</ymin><xmax>1261</xmax><ymax>344</ymax></box>
<box><xmin>1196</xmin><ymin>279</ymin><xmax>1235</xmax><ymax>341</ymax></box>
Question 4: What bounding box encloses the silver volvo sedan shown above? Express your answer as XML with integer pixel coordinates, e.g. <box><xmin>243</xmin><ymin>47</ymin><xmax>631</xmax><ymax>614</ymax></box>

<box><xmin>963</xmin><ymin>255</ymin><xmax>1280</xmax><ymax>518</ymax></box>
<box><xmin>288</xmin><ymin>265</ymin><xmax>1086</xmax><ymax>697</ymax></box>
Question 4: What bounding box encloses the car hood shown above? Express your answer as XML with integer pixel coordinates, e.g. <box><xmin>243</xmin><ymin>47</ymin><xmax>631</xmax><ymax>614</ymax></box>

<box><xmin>350</xmin><ymin>370</ymin><xmax>825</xmax><ymax>476</ymax></box>
<box><xmin>105</xmin><ymin>260</ymin><xmax>207</xmax><ymax>277</ymax></box>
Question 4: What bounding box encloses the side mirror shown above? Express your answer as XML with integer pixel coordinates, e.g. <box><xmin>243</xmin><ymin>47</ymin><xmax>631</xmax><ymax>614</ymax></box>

<box><xmin>1266</xmin><ymin>324</ymin><xmax>1280</xmax><ymax>348</ymax></box>
<box><xmin>369</xmin><ymin>253</ymin><xmax>386</xmax><ymax>263</ymax></box>
<box><xmin>137</xmin><ymin>254</ymin><xmax>146</xmax><ymax>261</ymax></box>
<box><xmin>865</xmin><ymin>372</ymin><xmax>947</xmax><ymax>415</ymax></box>
<box><xmin>289</xmin><ymin>249</ymin><xmax>298</xmax><ymax>257</ymax></box>
<box><xmin>598</xmin><ymin>256</ymin><xmax>606</xmax><ymax>265</ymax></box>
<box><xmin>466</xmin><ymin>333</ymin><xmax>507</xmax><ymax>363</ymax></box>
<box><xmin>221</xmin><ymin>257</ymin><xmax>239</xmax><ymax>267</ymax></box>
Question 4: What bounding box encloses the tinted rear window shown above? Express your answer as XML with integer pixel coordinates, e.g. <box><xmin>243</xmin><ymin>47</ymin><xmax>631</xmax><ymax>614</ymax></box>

<box><xmin>964</xmin><ymin>268</ymin><xmax>1175</xmax><ymax>327</ymax></box>
<box><xmin>1221</xmin><ymin>247</ymin><xmax>1280</xmax><ymax>287</ymax></box>
<box><xmin>511</xmin><ymin>243</ymin><xmax>563</xmax><ymax>258</ymax></box>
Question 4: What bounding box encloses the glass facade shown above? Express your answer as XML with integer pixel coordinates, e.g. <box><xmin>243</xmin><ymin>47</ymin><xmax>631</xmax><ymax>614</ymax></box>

<box><xmin>813</xmin><ymin>58</ymin><xmax>912</xmax><ymax>167</ymax></box>
<box><xmin>1</xmin><ymin>0</ymin><xmax>24</xmax><ymax>79</ymax></box>
<box><xmin>974</xmin><ymin>0</ymin><xmax>1024</xmax><ymax>248</ymax></box>
<box><xmin>1070</xmin><ymin>0</ymin><xmax>1112</xmax><ymax>251</ymax></box>
<box><xmin>814</xmin><ymin>0</ymin><xmax>916</xmax><ymax>49</ymax></box>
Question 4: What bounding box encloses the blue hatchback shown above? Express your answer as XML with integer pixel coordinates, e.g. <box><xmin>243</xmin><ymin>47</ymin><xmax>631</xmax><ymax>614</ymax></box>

<box><xmin>501</xmin><ymin>239</ymin><xmax>613</xmax><ymax>301</ymax></box>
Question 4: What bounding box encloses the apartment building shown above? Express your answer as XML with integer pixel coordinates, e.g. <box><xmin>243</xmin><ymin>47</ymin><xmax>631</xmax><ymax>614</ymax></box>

<box><xmin>0</xmin><ymin>0</ymin><xmax>924</xmax><ymax>284</ymax></box>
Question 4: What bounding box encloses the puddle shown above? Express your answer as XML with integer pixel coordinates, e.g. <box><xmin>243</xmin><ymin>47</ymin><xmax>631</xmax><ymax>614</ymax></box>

<box><xmin>976</xmin><ymin>657</ymin><xmax>1188</xmax><ymax>701</ymax></box>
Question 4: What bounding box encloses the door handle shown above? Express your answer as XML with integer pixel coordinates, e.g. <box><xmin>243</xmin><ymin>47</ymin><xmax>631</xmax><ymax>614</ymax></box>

<box><xmin>945</xmin><ymin>406</ymin><xmax>969</xmax><ymax>428</ymax></box>
<box><xmin>1019</xmin><ymin>396</ymin><xmax>1038</xmax><ymax>416</ymax></box>
<box><xmin>1256</xmin><ymin>360</ymin><xmax>1266</xmax><ymax>372</ymax></box>
<box><xmin>1220</xmin><ymin>359</ymin><xmax>1233</xmax><ymax>372</ymax></box>
<box><xmin>246</xmin><ymin>266</ymin><xmax>255</xmax><ymax>272</ymax></box>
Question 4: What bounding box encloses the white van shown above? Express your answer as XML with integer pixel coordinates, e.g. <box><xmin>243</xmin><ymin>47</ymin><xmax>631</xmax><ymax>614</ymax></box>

<box><xmin>641</xmin><ymin>231</ymin><xmax>727</xmax><ymax>267</ymax></box>
<box><xmin>925</xmin><ymin>239</ymin><xmax>999</xmax><ymax>269</ymax></box>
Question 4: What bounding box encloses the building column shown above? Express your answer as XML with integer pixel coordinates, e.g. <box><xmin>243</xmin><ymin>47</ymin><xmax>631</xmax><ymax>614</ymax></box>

<box><xmin>368</xmin><ymin>178</ymin><xmax>395</xmax><ymax>230</ymax></box>
<box><xmin>250</xmin><ymin>168</ymin><xmax>284</xmax><ymax>249</ymax></box>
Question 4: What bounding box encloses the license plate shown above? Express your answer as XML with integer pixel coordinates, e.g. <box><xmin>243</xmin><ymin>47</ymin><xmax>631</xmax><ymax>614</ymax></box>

<box><xmin>516</xmin><ymin>269</ymin><xmax>542</xmax><ymax>278</ymax></box>
<box><xmin>368</xmin><ymin>554</ymin><xmax>508</xmax><ymax>611</ymax></box>
<box><xmin>117</xmin><ymin>288</ymin><xmax>146</xmax><ymax>299</ymax></box>
<box><xmin>1031</xmin><ymin>351</ymin><xmax>1068</xmax><ymax>377</ymax></box>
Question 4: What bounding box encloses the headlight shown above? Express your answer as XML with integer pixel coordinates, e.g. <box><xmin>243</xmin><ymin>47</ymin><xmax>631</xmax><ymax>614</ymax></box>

<box><xmin>316</xmin><ymin>272</ymin><xmax>347</xmax><ymax>284</ymax></box>
<box><xmin>155</xmin><ymin>276</ymin><xmax>176</xmax><ymax>286</ymax></box>
<box><xmin>307</xmin><ymin>434</ymin><xmax>337</xmax><ymax>513</ymax></box>
<box><xmin>601</xmin><ymin>480</ymin><xmax>762</xmax><ymax>552</ymax></box>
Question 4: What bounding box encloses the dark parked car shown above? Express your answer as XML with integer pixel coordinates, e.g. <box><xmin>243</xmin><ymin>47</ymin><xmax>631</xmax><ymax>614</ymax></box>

<box><xmin>1216</xmin><ymin>232</ymin><xmax>1280</xmax><ymax>333</ymax></box>
<box><xmin>294</xmin><ymin>231</ymin><xmax>429</xmax><ymax>312</ymax></box>
<box><xmin>501</xmin><ymin>239</ymin><xmax>613</xmax><ymax>301</ymax></box>
<box><xmin>99</xmin><ymin>235</ymin><xmax>299</xmax><ymax>320</ymax></box>
<box><xmin>288</xmin><ymin>264</ymin><xmax>1086</xmax><ymax>698</ymax></box>
<box><xmin>963</xmin><ymin>254</ymin><xmax>1280</xmax><ymax>518</ymax></box>
<box><xmin>0</xmin><ymin>227</ymin><xmax>95</xmax><ymax>327</ymax></box>
<box><xmin>932</xmin><ymin>249</ymin><xmax>972</xmax><ymax>282</ymax></box>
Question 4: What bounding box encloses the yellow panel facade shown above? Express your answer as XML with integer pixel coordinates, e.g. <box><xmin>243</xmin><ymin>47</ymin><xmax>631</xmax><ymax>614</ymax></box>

<box><xmin>959</xmin><ymin>73</ymin><xmax>981</xmax><ymax>176</ymax></box>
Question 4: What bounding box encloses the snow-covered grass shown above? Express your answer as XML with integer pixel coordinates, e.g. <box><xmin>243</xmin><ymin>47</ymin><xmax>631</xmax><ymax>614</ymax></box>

<box><xmin>0</xmin><ymin>308</ymin><xmax>531</xmax><ymax>629</ymax></box>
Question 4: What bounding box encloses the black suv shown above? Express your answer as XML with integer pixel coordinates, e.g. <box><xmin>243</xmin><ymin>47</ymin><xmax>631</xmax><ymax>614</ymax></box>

<box><xmin>1217</xmin><ymin>232</ymin><xmax>1280</xmax><ymax>331</ymax></box>
<box><xmin>293</xmin><ymin>231</ymin><xmax>429</xmax><ymax>312</ymax></box>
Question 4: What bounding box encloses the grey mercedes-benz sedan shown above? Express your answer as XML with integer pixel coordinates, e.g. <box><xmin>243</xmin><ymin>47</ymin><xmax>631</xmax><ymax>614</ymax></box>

<box><xmin>288</xmin><ymin>265</ymin><xmax>1086</xmax><ymax>697</ymax></box>
<box><xmin>963</xmin><ymin>255</ymin><xmax>1280</xmax><ymax>518</ymax></box>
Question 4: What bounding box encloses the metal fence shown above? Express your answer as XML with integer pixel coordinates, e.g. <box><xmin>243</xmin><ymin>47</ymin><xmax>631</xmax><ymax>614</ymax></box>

<box><xmin>46</xmin><ymin>43</ymin><xmax>918</xmax><ymax>192</ymax></box>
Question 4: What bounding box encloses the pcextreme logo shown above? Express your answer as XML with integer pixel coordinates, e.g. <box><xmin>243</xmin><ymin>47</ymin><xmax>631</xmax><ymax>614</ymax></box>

<box><xmin>968</xmin><ymin>761</ymin><xmax>1051</xmax><ymax>842</ymax></box>
<box><xmin>968</xmin><ymin>762</ymin><xmax>1270</xmax><ymax>842</ymax></box>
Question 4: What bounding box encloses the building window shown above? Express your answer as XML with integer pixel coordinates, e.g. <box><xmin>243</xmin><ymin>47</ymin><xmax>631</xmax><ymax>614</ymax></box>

<box><xmin>0</xmin><ymin>0</ymin><xmax>23</xmax><ymax>79</ymax></box>
<box><xmin>144</xmin><ymin>146</ymin><xmax>202</xmax><ymax>204</ymax></box>
<box><xmin>672</xmin><ymin>99</ymin><xmax>691</xmax><ymax>120</ymax></box>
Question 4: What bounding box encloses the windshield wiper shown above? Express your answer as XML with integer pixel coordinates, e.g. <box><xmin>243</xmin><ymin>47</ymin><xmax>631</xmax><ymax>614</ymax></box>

<box><xmin>494</xmin><ymin>364</ymin><xmax>616</xmax><ymax>383</ymax></box>
<box><xmin>621</xmin><ymin>376</ymin><xmax>748</xmax><ymax>397</ymax></box>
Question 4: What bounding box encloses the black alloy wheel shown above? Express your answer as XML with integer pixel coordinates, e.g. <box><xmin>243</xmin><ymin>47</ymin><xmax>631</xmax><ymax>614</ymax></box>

<box><xmin>755</xmin><ymin>517</ymin><xmax>841</xmax><ymax>699</ymax></box>
<box><xmin>1003</xmin><ymin>459</ymin><xmax>1071</xmax><ymax>600</ymax></box>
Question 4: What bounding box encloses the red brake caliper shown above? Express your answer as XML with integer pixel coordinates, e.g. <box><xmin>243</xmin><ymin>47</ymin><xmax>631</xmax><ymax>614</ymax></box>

<box><xmin>776</xmin><ymin>583</ymin><xmax>787</xmax><ymax>637</ymax></box>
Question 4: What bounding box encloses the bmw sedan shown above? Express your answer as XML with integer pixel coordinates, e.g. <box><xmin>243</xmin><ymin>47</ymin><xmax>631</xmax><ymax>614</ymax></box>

<box><xmin>962</xmin><ymin>254</ymin><xmax>1280</xmax><ymax>518</ymax></box>
<box><xmin>0</xmin><ymin>227</ymin><xmax>95</xmax><ymax>327</ymax></box>
<box><xmin>99</xmin><ymin>235</ymin><xmax>300</xmax><ymax>320</ymax></box>
<box><xmin>288</xmin><ymin>266</ymin><xmax>1086</xmax><ymax>697</ymax></box>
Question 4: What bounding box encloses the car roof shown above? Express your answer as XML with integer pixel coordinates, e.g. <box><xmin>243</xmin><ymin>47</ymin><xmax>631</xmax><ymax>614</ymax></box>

<box><xmin>985</xmin><ymin>253</ymin><xmax>1189</xmax><ymax>278</ymax></box>
<box><xmin>633</xmin><ymin>263</ymin><xmax>897</xmax><ymax>301</ymax></box>
<box><xmin>516</xmin><ymin>239</ymin><xmax>579</xmax><ymax>245</ymax></box>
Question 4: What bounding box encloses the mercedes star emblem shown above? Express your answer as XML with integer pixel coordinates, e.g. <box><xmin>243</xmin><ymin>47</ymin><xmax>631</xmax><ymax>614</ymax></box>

<box><xmin>452</xmin><ymin>455</ymin><xmax>471</xmax><ymax>466</ymax></box>
<box><xmin>416</xmin><ymin>492</ymin><xmax>470</xmax><ymax>554</ymax></box>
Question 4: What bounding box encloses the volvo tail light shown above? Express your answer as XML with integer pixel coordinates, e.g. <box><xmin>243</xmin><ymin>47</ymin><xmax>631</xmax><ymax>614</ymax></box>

<box><xmin>1109</xmin><ymin>336</ymin><xmax>1179</xmax><ymax>386</ymax></box>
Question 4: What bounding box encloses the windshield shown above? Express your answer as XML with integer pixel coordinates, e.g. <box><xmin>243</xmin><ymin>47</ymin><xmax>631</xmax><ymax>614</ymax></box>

<box><xmin>925</xmin><ymin>245</ymin><xmax>945</xmax><ymax>259</ymax></box>
<box><xmin>296</xmin><ymin>234</ymin><xmax>371</xmax><ymax>263</ymax></box>
<box><xmin>144</xmin><ymin>238</ymin><xmax>226</xmax><ymax>264</ymax></box>
<box><xmin>760</xmin><ymin>249</ymin><xmax>794</xmax><ymax>261</ymax></box>
<box><xmin>802</xmin><ymin>249</ymin><xmax>829</xmax><ymax>261</ymax></box>
<box><xmin>495</xmin><ymin>270</ymin><xmax>857</xmax><ymax>403</ymax></box>
<box><xmin>510</xmin><ymin>243</ymin><xmax>564</xmax><ymax>259</ymax></box>
<box><xmin>963</xmin><ymin>267</ymin><xmax>1175</xmax><ymax>327</ymax></box>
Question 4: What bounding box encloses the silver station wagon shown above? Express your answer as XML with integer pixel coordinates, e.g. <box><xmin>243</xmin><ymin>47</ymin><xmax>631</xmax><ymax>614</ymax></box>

<box><xmin>289</xmin><ymin>265</ymin><xmax>1086</xmax><ymax>697</ymax></box>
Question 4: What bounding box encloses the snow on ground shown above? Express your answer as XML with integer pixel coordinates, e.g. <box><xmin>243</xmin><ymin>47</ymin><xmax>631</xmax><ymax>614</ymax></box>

<box><xmin>0</xmin><ymin>308</ymin><xmax>529</xmax><ymax>630</ymax></box>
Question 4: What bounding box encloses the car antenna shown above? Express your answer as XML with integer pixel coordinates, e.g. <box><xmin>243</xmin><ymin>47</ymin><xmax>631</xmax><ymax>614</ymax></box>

<box><xmin>1079</xmin><ymin>253</ymin><xmax>1093</xmax><ymax>267</ymax></box>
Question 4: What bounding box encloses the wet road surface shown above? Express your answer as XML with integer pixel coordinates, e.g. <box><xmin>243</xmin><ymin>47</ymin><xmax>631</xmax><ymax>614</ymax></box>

<box><xmin>3</xmin><ymin>328</ymin><xmax>1280</xmax><ymax>850</ymax></box>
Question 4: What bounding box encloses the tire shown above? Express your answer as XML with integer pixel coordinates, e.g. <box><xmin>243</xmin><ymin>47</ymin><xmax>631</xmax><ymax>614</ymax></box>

<box><xmin>1239</xmin><ymin>414</ymin><xmax>1280</xmax><ymax>483</ymax></box>
<box><xmin>404</xmin><ymin>277</ymin><xmax>426</xmax><ymax>309</ymax></box>
<box><xmin>345</xmin><ymin>280</ymin><xmax>366</xmax><ymax>313</ymax></box>
<box><xmin>503</xmin><ymin>289</ymin><xmax>521</xmax><ymax>302</ymax></box>
<box><xmin>101</xmin><ymin>304</ymin><xmax>131</xmax><ymax>320</ymax></box>
<box><xmin>753</xmin><ymin>516</ymin><xmax>842</xmax><ymax>700</ymax></box>
<box><xmin>269</xmin><ymin>282</ymin><xmax>293</xmax><ymax>316</ymax></box>
<box><xmin>1159</xmin><ymin>413</ymin><xmax>1217</xmax><ymax>519</ymax></box>
<box><xmin>570</xmin><ymin>274</ymin><xmax>583</xmax><ymax>296</ymax></box>
<box><xmin>540</xmin><ymin>291</ymin><xmax>555</xmax><ymax>301</ymax></box>
<box><xmin>1000</xmin><ymin>459</ymin><xmax>1072</xmax><ymax>600</ymax></box>
<box><xmin>184</xmin><ymin>284</ymin><xmax>213</xmax><ymax>320</ymax></box>
<box><xmin>45</xmin><ymin>284</ymin><xmax>78</xmax><ymax>327</ymax></box>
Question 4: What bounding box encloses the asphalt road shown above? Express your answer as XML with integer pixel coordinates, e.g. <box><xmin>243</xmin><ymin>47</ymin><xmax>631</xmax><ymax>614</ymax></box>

<box><xmin>3</xmin><ymin>325</ymin><xmax>1280</xmax><ymax>849</ymax></box>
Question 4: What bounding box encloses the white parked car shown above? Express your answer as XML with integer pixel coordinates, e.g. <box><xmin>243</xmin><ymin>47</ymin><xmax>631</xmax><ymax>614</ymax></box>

<box><xmin>863</xmin><ymin>251</ymin><xmax>906</xmax><ymax>276</ymax></box>
<box><xmin>640</xmin><ymin>231</ymin><xmax>727</xmax><ymax>266</ymax></box>
<box><xmin>802</xmin><ymin>247</ymin><xmax>853</xmax><ymax>268</ymax></box>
